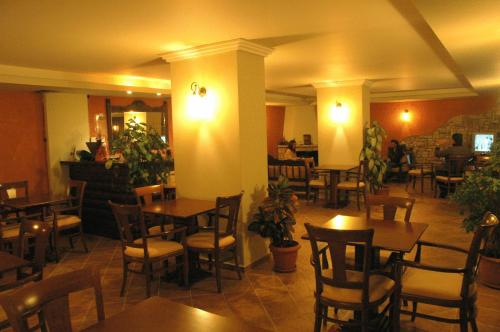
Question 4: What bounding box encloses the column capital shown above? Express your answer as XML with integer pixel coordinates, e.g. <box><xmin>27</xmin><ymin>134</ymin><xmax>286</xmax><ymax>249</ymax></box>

<box><xmin>313</xmin><ymin>79</ymin><xmax>372</xmax><ymax>89</ymax></box>
<box><xmin>162</xmin><ymin>38</ymin><xmax>273</xmax><ymax>63</ymax></box>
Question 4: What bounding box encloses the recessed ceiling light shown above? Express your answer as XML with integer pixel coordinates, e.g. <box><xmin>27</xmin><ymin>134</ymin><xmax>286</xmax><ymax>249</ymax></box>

<box><xmin>156</xmin><ymin>92</ymin><xmax>162</xmax><ymax>96</ymax></box>
<box><xmin>126</xmin><ymin>90</ymin><xmax>133</xmax><ymax>95</ymax></box>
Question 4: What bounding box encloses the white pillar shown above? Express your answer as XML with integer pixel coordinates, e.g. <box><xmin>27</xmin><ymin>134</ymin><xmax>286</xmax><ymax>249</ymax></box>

<box><xmin>164</xmin><ymin>39</ymin><xmax>272</xmax><ymax>267</ymax></box>
<box><xmin>315</xmin><ymin>80</ymin><xmax>371</xmax><ymax>165</ymax></box>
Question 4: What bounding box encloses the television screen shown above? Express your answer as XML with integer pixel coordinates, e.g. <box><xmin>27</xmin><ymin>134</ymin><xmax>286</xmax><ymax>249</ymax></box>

<box><xmin>474</xmin><ymin>134</ymin><xmax>494</xmax><ymax>152</ymax></box>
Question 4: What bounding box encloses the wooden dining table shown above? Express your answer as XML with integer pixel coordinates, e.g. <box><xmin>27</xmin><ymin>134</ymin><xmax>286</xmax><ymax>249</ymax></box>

<box><xmin>2</xmin><ymin>193</ymin><xmax>68</xmax><ymax>219</ymax></box>
<box><xmin>142</xmin><ymin>197</ymin><xmax>215</xmax><ymax>220</ymax></box>
<box><xmin>314</xmin><ymin>164</ymin><xmax>358</xmax><ymax>208</ymax></box>
<box><xmin>83</xmin><ymin>296</ymin><xmax>268</xmax><ymax>332</ymax></box>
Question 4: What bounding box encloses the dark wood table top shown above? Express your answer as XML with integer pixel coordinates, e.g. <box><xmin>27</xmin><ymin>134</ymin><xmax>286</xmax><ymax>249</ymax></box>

<box><xmin>315</xmin><ymin>164</ymin><xmax>358</xmax><ymax>172</ymax></box>
<box><xmin>2</xmin><ymin>194</ymin><xmax>67</xmax><ymax>210</ymax></box>
<box><xmin>0</xmin><ymin>251</ymin><xmax>31</xmax><ymax>274</ymax></box>
<box><xmin>83</xmin><ymin>296</ymin><xmax>268</xmax><ymax>332</ymax></box>
<box><xmin>304</xmin><ymin>215</ymin><xmax>428</xmax><ymax>253</ymax></box>
<box><xmin>142</xmin><ymin>198</ymin><xmax>215</xmax><ymax>219</ymax></box>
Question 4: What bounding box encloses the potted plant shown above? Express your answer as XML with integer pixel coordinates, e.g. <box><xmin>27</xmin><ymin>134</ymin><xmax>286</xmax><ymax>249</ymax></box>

<box><xmin>360</xmin><ymin>121</ymin><xmax>388</xmax><ymax>194</ymax></box>
<box><xmin>452</xmin><ymin>140</ymin><xmax>500</xmax><ymax>288</ymax></box>
<box><xmin>248</xmin><ymin>176</ymin><xmax>301</xmax><ymax>272</ymax></box>
<box><xmin>105</xmin><ymin>119</ymin><xmax>172</xmax><ymax>187</ymax></box>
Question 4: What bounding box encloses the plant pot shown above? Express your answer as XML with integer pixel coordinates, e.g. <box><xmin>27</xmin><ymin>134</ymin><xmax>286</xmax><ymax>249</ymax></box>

<box><xmin>478</xmin><ymin>255</ymin><xmax>500</xmax><ymax>289</ymax></box>
<box><xmin>270</xmin><ymin>241</ymin><xmax>301</xmax><ymax>273</ymax></box>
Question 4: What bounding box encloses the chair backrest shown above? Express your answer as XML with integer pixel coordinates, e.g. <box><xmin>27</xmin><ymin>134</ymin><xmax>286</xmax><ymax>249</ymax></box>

<box><xmin>109</xmin><ymin>201</ymin><xmax>150</xmax><ymax>257</ymax></box>
<box><xmin>67</xmin><ymin>180</ymin><xmax>86</xmax><ymax>217</ymax></box>
<box><xmin>133</xmin><ymin>184</ymin><xmax>165</xmax><ymax>206</ymax></box>
<box><xmin>0</xmin><ymin>267</ymin><xmax>104</xmax><ymax>332</ymax></box>
<box><xmin>365</xmin><ymin>195</ymin><xmax>415</xmax><ymax>222</ymax></box>
<box><xmin>213</xmin><ymin>192</ymin><xmax>244</xmax><ymax>245</ymax></box>
<box><xmin>446</xmin><ymin>155</ymin><xmax>469</xmax><ymax>177</ymax></box>
<box><xmin>0</xmin><ymin>181</ymin><xmax>29</xmax><ymax>202</ymax></box>
<box><xmin>18</xmin><ymin>219</ymin><xmax>53</xmax><ymax>277</ymax></box>
<box><xmin>461</xmin><ymin>212</ymin><xmax>499</xmax><ymax>298</ymax></box>
<box><xmin>347</xmin><ymin>160</ymin><xmax>367</xmax><ymax>184</ymax></box>
<box><xmin>305</xmin><ymin>223</ymin><xmax>374</xmax><ymax>306</ymax></box>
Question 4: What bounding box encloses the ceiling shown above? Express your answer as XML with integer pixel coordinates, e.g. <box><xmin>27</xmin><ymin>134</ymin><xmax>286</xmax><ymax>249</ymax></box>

<box><xmin>0</xmin><ymin>0</ymin><xmax>499</xmax><ymax>100</ymax></box>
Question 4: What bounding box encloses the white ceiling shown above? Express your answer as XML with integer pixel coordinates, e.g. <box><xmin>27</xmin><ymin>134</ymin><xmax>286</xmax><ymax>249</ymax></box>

<box><xmin>0</xmin><ymin>0</ymin><xmax>498</xmax><ymax>99</ymax></box>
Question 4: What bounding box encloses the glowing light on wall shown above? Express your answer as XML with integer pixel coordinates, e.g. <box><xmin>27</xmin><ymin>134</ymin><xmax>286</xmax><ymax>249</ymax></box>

<box><xmin>330</xmin><ymin>101</ymin><xmax>348</xmax><ymax>124</ymax></box>
<box><xmin>187</xmin><ymin>82</ymin><xmax>216</xmax><ymax>120</ymax></box>
<box><xmin>401</xmin><ymin>109</ymin><xmax>411</xmax><ymax>122</ymax></box>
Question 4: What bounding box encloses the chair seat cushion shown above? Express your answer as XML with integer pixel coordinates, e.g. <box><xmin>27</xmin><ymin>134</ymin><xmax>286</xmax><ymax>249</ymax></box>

<box><xmin>0</xmin><ymin>224</ymin><xmax>20</xmax><ymax>240</ymax></box>
<box><xmin>337</xmin><ymin>181</ymin><xmax>365</xmax><ymax>190</ymax></box>
<box><xmin>402</xmin><ymin>267</ymin><xmax>475</xmax><ymax>301</ymax></box>
<box><xmin>148</xmin><ymin>224</ymin><xmax>174</xmax><ymax>235</ymax></box>
<box><xmin>309</xmin><ymin>179</ymin><xmax>326</xmax><ymax>188</ymax></box>
<box><xmin>408</xmin><ymin>169</ymin><xmax>433</xmax><ymax>176</ymax></box>
<box><xmin>321</xmin><ymin>270</ymin><xmax>395</xmax><ymax>304</ymax></box>
<box><xmin>186</xmin><ymin>232</ymin><xmax>236</xmax><ymax>249</ymax></box>
<box><xmin>55</xmin><ymin>215</ymin><xmax>81</xmax><ymax>227</ymax></box>
<box><xmin>125</xmin><ymin>238</ymin><xmax>183</xmax><ymax>258</ymax></box>
<box><xmin>435</xmin><ymin>176</ymin><xmax>464</xmax><ymax>183</ymax></box>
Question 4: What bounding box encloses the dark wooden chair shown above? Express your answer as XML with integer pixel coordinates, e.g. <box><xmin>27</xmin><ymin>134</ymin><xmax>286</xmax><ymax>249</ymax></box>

<box><xmin>50</xmin><ymin>180</ymin><xmax>88</xmax><ymax>262</ymax></box>
<box><xmin>109</xmin><ymin>201</ymin><xmax>188</xmax><ymax>298</ymax></box>
<box><xmin>305</xmin><ymin>223</ymin><xmax>398</xmax><ymax>332</ymax></box>
<box><xmin>133</xmin><ymin>184</ymin><xmax>172</xmax><ymax>235</ymax></box>
<box><xmin>0</xmin><ymin>181</ymin><xmax>29</xmax><ymax>218</ymax></box>
<box><xmin>395</xmin><ymin>212</ymin><xmax>499</xmax><ymax>332</ymax></box>
<box><xmin>336</xmin><ymin>160</ymin><xmax>367</xmax><ymax>210</ymax></box>
<box><xmin>434</xmin><ymin>155</ymin><xmax>469</xmax><ymax>198</ymax></box>
<box><xmin>406</xmin><ymin>163</ymin><xmax>434</xmax><ymax>193</ymax></box>
<box><xmin>0</xmin><ymin>267</ymin><xmax>104</xmax><ymax>332</ymax></box>
<box><xmin>186</xmin><ymin>192</ymin><xmax>243</xmax><ymax>293</ymax></box>
<box><xmin>0</xmin><ymin>219</ymin><xmax>53</xmax><ymax>293</ymax></box>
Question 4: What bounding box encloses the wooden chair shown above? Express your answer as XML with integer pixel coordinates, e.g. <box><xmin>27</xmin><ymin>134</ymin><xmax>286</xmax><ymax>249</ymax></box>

<box><xmin>133</xmin><ymin>184</ymin><xmax>172</xmax><ymax>235</ymax></box>
<box><xmin>0</xmin><ymin>181</ymin><xmax>29</xmax><ymax>218</ymax></box>
<box><xmin>0</xmin><ymin>267</ymin><xmax>104</xmax><ymax>332</ymax></box>
<box><xmin>109</xmin><ymin>201</ymin><xmax>188</xmax><ymax>298</ymax></box>
<box><xmin>0</xmin><ymin>219</ymin><xmax>53</xmax><ymax>293</ymax></box>
<box><xmin>336</xmin><ymin>160</ymin><xmax>367</xmax><ymax>210</ymax></box>
<box><xmin>50</xmin><ymin>180</ymin><xmax>88</xmax><ymax>262</ymax></box>
<box><xmin>305</xmin><ymin>223</ymin><xmax>398</xmax><ymax>332</ymax></box>
<box><xmin>1</xmin><ymin>212</ymin><xmax>43</xmax><ymax>254</ymax></box>
<box><xmin>395</xmin><ymin>212</ymin><xmax>499</xmax><ymax>332</ymax></box>
<box><xmin>306</xmin><ymin>157</ymin><xmax>330</xmax><ymax>203</ymax></box>
<box><xmin>406</xmin><ymin>163</ymin><xmax>434</xmax><ymax>193</ymax></box>
<box><xmin>434</xmin><ymin>155</ymin><xmax>469</xmax><ymax>198</ymax></box>
<box><xmin>186</xmin><ymin>192</ymin><xmax>243</xmax><ymax>293</ymax></box>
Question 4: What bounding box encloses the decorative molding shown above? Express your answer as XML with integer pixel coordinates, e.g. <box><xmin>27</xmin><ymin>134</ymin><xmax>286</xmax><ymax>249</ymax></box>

<box><xmin>313</xmin><ymin>79</ymin><xmax>372</xmax><ymax>89</ymax></box>
<box><xmin>371</xmin><ymin>88</ymin><xmax>478</xmax><ymax>102</ymax></box>
<box><xmin>161</xmin><ymin>38</ymin><xmax>273</xmax><ymax>63</ymax></box>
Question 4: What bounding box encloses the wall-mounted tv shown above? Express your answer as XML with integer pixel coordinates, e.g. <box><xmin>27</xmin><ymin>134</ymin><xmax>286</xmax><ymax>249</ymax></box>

<box><xmin>473</xmin><ymin>133</ymin><xmax>494</xmax><ymax>153</ymax></box>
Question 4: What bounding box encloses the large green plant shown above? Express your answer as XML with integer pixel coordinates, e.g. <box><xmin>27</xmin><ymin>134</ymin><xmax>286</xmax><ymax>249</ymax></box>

<box><xmin>360</xmin><ymin>121</ymin><xmax>387</xmax><ymax>192</ymax></box>
<box><xmin>248</xmin><ymin>176</ymin><xmax>298</xmax><ymax>247</ymax></box>
<box><xmin>105</xmin><ymin>119</ymin><xmax>171</xmax><ymax>187</ymax></box>
<box><xmin>452</xmin><ymin>140</ymin><xmax>500</xmax><ymax>258</ymax></box>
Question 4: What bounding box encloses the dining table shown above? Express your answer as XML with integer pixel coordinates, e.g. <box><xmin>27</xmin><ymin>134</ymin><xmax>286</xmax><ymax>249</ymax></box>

<box><xmin>2</xmin><ymin>193</ymin><xmax>68</xmax><ymax>219</ymax></box>
<box><xmin>83</xmin><ymin>296</ymin><xmax>268</xmax><ymax>332</ymax></box>
<box><xmin>314</xmin><ymin>164</ymin><xmax>358</xmax><ymax>208</ymax></box>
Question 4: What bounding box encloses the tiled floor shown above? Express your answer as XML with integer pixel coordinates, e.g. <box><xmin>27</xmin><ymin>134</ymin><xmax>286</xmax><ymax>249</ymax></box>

<box><xmin>4</xmin><ymin>183</ymin><xmax>500</xmax><ymax>331</ymax></box>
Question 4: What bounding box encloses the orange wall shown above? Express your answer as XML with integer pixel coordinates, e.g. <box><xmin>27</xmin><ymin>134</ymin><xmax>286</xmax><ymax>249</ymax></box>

<box><xmin>371</xmin><ymin>95</ymin><xmax>498</xmax><ymax>155</ymax></box>
<box><xmin>88</xmin><ymin>96</ymin><xmax>174</xmax><ymax>153</ymax></box>
<box><xmin>0</xmin><ymin>91</ymin><xmax>49</xmax><ymax>196</ymax></box>
<box><xmin>266</xmin><ymin>105</ymin><xmax>285</xmax><ymax>158</ymax></box>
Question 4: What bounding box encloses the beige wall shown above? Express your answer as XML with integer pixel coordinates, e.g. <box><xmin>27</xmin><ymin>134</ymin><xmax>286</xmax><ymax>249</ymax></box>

<box><xmin>317</xmin><ymin>83</ymin><xmax>370</xmax><ymax>165</ymax></box>
<box><xmin>44</xmin><ymin>92</ymin><xmax>89</xmax><ymax>195</ymax></box>
<box><xmin>283</xmin><ymin>105</ymin><xmax>318</xmax><ymax>144</ymax></box>
<box><xmin>170</xmin><ymin>50</ymin><xmax>268</xmax><ymax>267</ymax></box>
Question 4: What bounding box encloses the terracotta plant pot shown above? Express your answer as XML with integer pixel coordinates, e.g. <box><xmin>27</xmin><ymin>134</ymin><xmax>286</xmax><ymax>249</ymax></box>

<box><xmin>270</xmin><ymin>242</ymin><xmax>301</xmax><ymax>273</ymax></box>
<box><xmin>478</xmin><ymin>255</ymin><xmax>500</xmax><ymax>289</ymax></box>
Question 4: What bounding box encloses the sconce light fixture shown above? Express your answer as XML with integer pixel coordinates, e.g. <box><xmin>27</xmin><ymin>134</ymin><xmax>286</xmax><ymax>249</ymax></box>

<box><xmin>401</xmin><ymin>109</ymin><xmax>410</xmax><ymax>122</ymax></box>
<box><xmin>112</xmin><ymin>125</ymin><xmax>119</xmax><ymax>132</ymax></box>
<box><xmin>126</xmin><ymin>90</ymin><xmax>133</xmax><ymax>95</ymax></box>
<box><xmin>330</xmin><ymin>100</ymin><xmax>348</xmax><ymax>124</ymax></box>
<box><xmin>191</xmin><ymin>82</ymin><xmax>206</xmax><ymax>97</ymax></box>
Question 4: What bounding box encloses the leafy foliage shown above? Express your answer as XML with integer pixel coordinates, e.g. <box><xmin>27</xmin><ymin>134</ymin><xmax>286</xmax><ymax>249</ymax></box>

<box><xmin>105</xmin><ymin>119</ymin><xmax>171</xmax><ymax>187</ymax></box>
<box><xmin>248</xmin><ymin>176</ymin><xmax>299</xmax><ymax>247</ymax></box>
<box><xmin>360</xmin><ymin>121</ymin><xmax>387</xmax><ymax>192</ymax></box>
<box><xmin>452</xmin><ymin>141</ymin><xmax>500</xmax><ymax>258</ymax></box>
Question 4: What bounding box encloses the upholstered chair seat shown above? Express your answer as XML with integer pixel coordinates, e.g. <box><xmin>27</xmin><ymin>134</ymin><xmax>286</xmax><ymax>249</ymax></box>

<box><xmin>124</xmin><ymin>237</ymin><xmax>183</xmax><ymax>258</ymax></box>
<box><xmin>187</xmin><ymin>232</ymin><xmax>236</xmax><ymax>249</ymax></box>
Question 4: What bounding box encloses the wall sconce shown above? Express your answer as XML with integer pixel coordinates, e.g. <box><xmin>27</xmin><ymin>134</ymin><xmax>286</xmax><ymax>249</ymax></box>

<box><xmin>191</xmin><ymin>82</ymin><xmax>206</xmax><ymax>97</ymax></box>
<box><xmin>112</xmin><ymin>125</ymin><xmax>119</xmax><ymax>132</ymax></box>
<box><xmin>401</xmin><ymin>109</ymin><xmax>410</xmax><ymax>122</ymax></box>
<box><xmin>330</xmin><ymin>101</ymin><xmax>348</xmax><ymax>124</ymax></box>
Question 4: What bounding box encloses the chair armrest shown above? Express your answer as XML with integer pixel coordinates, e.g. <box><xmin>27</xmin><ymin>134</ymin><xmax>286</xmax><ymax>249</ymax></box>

<box><xmin>52</xmin><ymin>205</ymin><xmax>79</xmax><ymax>215</ymax></box>
<box><xmin>417</xmin><ymin>240</ymin><xmax>468</xmax><ymax>254</ymax></box>
<box><xmin>198</xmin><ymin>225</ymin><xmax>215</xmax><ymax>231</ymax></box>
<box><xmin>397</xmin><ymin>259</ymin><xmax>466</xmax><ymax>274</ymax></box>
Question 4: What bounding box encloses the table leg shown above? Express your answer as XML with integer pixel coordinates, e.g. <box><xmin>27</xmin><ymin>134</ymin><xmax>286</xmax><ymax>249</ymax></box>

<box><xmin>326</xmin><ymin>170</ymin><xmax>339</xmax><ymax>209</ymax></box>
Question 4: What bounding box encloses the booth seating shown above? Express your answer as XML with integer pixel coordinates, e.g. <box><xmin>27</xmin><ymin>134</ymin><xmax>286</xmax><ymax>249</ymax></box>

<box><xmin>267</xmin><ymin>157</ymin><xmax>311</xmax><ymax>197</ymax></box>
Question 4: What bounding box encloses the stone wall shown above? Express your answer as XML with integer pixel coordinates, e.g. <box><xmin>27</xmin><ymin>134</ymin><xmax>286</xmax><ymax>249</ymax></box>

<box><xmin>401</xmin><ymin>103</ymin><xmax>500</xmax><ymax>164</ymax></box>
